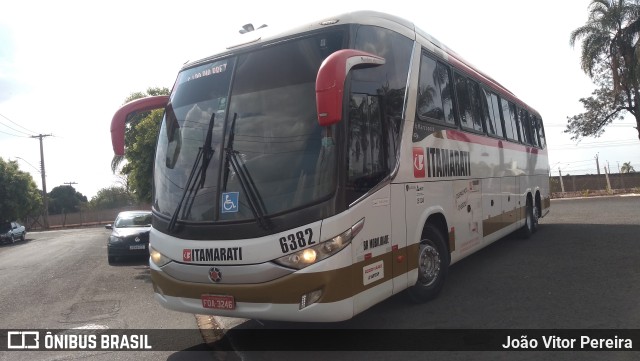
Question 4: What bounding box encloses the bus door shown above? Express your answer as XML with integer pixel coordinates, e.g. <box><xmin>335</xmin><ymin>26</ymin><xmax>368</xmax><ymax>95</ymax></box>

<box><xmin>347</xmin><ymin>93</ymin><xmax>396</xmax><ymax>314</ymax></box>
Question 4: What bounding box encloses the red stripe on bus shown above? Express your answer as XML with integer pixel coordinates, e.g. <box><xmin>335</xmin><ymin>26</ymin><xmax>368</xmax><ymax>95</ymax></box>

<box><xmin>445</xmin><ymin>129</ymin><xmax>546</xmax><ymax>155</ymax></box>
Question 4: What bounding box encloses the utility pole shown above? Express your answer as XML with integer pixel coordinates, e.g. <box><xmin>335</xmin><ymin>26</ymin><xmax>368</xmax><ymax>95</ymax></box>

<box><xmin>64</xmin><ymin>182</ymin><xmax>77</xmax><ymax>187</ymax></box>
<box><xmin>595</xmin><ymin>153</ymin><xmax>600</xmax><ymax>175</ymax></box>
<box><xmin>604</xmin><ymin>165</ymin><xmax>612</xmax><ymax>192</ymax></box>
<box><xmin>31</xmin><ymin>134</ymin><xmax>52</xmax><ymax>229</ymax></box>
<box><xmin>559</xmin><ymin>168</ymin><xmax>565</xmax><ymax>193</ymax></box>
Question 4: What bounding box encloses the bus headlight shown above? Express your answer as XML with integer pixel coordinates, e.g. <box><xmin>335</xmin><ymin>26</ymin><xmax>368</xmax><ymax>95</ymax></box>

<box><xmin>274</xmin><ymin>218</ymin><xmax>364</xmax><ymax>270</ymax></box>
<box><xmin>150</xmin><ymin>245</ymin><xmax>172</xmax><ymax>267</ymax></box>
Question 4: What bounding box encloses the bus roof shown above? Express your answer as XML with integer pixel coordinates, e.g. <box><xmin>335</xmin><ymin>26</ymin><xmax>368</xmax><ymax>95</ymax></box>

<box><xmin>181</xmin><ymin>10</ymin><xmax>540</xmax><ymax>117</ymax></box>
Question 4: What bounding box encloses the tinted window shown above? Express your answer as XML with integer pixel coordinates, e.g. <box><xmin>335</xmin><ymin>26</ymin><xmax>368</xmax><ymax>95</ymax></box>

<box><xmin>517</xmin><ymin>108</ymin><xmax>532</xmax><ymax>145</ymax></box>
<box><xmin>454</xmin><ymin>73</ymin><xmax>472</xmax><ymax>129</ymax></box>
<box><xmin>536</xmin><ymin>116</ymin><xmax>547</xmax><ymax>148</ymax></box>
<box><xmin>417</xmin><ymin>54</ymin><xmax>455</xmax><ymax>126</ymax></box>
<box><xmin>347</xmin><ymin>94</ymin><xmax>388</xmax><ymax>204</ymax></box>
<box><xmin>454</xmin><ymin>74</ymin><xmax>483</xmax><ymax>132</ymax></box>
<box><xmin>482</xmin><ymin>89</ymin><xmax>503</xmax><ymax>137</ymax></box>
<box><xmin>354</xmin><ymin>25</ymin><xmax>413</xmax><ymax>169</ymax></box>
<box><xmin>501</xmin><ymin>99</ymin><xmax>519</xmax><ymax>142</ymax></box>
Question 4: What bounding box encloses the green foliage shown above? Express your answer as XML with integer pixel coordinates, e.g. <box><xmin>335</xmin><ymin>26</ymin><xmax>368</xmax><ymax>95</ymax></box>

<box><xmin>567</xmin><ymin>0</ymin><xmax>640</xmax><ymax>140</ymax></box>
<box><xmin>621</xmin><ymin>161</ymin><xmax>636</xmax><ymax>173</ymax></box>
<box><xmin>88</xmin><ymin>186</ymin><xmax>135</xmax><ymax>210</ymax></box>
<box><xmin>111</xmin><ymin>87</ymin><xmax>170</xmax><ymax>203</ymax></box>
<box><xmin>47</xmin><ymin>186</ymin><xmax>87</xmax><ymax>215</ymax></box>
<box><xmin>121</xmin><ymin>109</ymin><xmax>164</xmax><ymax>202</ymax></box>
<box><xmin>0</xmin><ymin>157</ymin><xmax>42</xmax><ymax>220</ymax></box>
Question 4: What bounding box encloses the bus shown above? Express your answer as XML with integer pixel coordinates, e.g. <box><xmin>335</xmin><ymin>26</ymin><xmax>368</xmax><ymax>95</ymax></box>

<box><xmin>110</xmin><ymin>10</ymin><xmax>550</xmax><ymax>322</ymax></box>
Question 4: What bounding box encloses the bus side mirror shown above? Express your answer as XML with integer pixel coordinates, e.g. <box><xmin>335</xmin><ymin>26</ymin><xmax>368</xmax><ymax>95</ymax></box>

<box><xmin>111</xmin><ymin>95</ymin><xmax>170</xmax><ymax>156</ymax></box>
<box><xmin>315</xmin><ymin>49</ymin><xmax>385</xmax><ymax>127</ymax></box>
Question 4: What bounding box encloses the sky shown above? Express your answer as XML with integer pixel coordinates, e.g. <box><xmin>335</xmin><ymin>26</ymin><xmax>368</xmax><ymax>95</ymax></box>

<box><xmin>1</xmin><ymin>0</ymin><xmax>639</xmax><ymax>199</ymax></box>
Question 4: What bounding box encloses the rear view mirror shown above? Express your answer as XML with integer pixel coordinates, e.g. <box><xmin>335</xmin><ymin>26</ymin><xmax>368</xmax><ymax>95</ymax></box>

<box><xmin>111</xmin><ymin>95</ymin><xmax>170</xmax><ymax>155</ymax></box>
<box><xmin>315</xmin><ymin>49</ymin><xmax>385</xmax><ymax>126</ymax></box>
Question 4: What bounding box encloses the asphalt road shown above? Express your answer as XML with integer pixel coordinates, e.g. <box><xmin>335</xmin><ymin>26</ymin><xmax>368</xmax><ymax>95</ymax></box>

<box><xmin>214</xmin><ymin>195</ymin><xmax>640</xmax><ymax>361</ymax></box>
<box><xmin>0</xmin><ymin>227</ymin><xmax>214</xmax><ymax>361</ymax></box>
<box><xmin>1</xmin><ymin>195</ymin><xmax>638</xmax><ymax>361</ymax></box>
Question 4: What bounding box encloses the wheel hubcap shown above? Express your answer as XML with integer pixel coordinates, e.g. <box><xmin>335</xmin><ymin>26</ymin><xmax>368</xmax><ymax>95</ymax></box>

<box><xmin>418</xmin><ymin>242</ymin><xmax>441</xmax><ymax>287</ymax></box>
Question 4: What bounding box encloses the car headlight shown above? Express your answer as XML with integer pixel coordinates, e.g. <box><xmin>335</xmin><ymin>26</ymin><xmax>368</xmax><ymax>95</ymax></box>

<box><xmin>274</xmin><ymin>218</ymin><xmax>364</xmax><ymax>270</ymax></box>
<box><xmin>109</xmin><ymin>235</ymin><xmax>123</xmax><ymax>243</ymax></box>
<box><xmin>150</xmin><ymin>245</ymin><xmax>172</xmax><ymax>267</ymax></box>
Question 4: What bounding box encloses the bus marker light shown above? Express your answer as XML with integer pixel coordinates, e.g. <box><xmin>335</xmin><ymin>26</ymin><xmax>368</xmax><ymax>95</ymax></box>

<box><xmin>397</xmin><ymin>255</ymin><xmax>405</xmax><ymax>263</ymax></box>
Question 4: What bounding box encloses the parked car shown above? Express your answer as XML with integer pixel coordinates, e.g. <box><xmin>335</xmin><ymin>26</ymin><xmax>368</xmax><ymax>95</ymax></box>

<box><xmin>105</xmin><ymin>211</ymin><xmax>152</xmax><ymax>264</ymax></box>
<box><xmin>0</xmin><ymin>221</ymin><xmax>26</xmax><ymax>244</ymax></box>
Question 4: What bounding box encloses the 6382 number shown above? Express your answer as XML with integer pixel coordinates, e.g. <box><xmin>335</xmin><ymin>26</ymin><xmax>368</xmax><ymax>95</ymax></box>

<box><xmin>279</xmin><ymin>228</ymin><xmax>314</xmax><ymax>253</ymax></box>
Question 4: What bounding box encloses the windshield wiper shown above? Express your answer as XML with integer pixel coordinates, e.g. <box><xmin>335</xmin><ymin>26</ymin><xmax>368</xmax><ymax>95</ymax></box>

<box><xmin>223</xmin><ymin>113</ymin><xmax>271</xmax><ymax>230</ymax></box>
<box><xmin>168</xmin><ymin>112</ymin><xmax>216</xmax><ymax>233</ymax></box>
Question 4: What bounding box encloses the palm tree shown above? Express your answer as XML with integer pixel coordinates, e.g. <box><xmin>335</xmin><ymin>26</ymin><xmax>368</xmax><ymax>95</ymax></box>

<box><xmin>569</xmin><ymin>0</ymin><xmax>640</xmax><ymax>139</ymax></box>
<box><xmin>621</xmin><ymin>161</ymin><xmax>636</xmax><ymax>173</ymax></box>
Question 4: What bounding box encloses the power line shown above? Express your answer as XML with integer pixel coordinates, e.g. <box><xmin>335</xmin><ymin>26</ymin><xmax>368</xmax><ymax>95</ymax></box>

<box><xmin>0</xmin><ymin>128</ymin><xmax>29</xmax><ymax>137</ymax></box>
<box><xmin>0</xmin><ymin>120</ymin><xmax>35</xmax><ymax>137</ymax></box>
<box><xmin>0</xmin><ymin>113</ymin><xmax>38</xmax><ymax>135</ymax></box>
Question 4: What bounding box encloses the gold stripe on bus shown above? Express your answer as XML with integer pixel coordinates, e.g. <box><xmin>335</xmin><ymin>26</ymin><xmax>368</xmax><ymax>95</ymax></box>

<box><xmin>153</xmin><ymin>251</ymin><xmax>410</xmax><ymax>304</ymax></box>
<box><xmin>482</xmin><ymin>206</ymin><xmax>525</xmax><ymax>237</ymax></box>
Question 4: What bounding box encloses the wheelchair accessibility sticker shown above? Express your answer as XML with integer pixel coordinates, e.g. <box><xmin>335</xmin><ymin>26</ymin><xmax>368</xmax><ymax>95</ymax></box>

<box><xmin>221</xmin><ymin>192</ymin><xmax>239</xmax><ymax>213</ymax></box>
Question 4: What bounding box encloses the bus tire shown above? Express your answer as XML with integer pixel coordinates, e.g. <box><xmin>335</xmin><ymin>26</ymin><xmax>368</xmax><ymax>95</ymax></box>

<box><xmin>519</xmin><ymin>196</ymin><xmax>538</xmax><ymax>239</ymax></box>
<box><xmin>407</xmin><ymin>224</ymin><xmax>449</xmax><ymax>303</ymax></box>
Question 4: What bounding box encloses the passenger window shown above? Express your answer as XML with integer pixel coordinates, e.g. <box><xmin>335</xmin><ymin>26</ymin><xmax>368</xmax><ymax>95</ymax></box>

<box><xmin>517</xmin><ymin>108</ymin><xmax>532</xmax><ymax>145</ymax></box>
<box><xmin>417</xmin><ymin>54</ymin><xmax>455</xmax><ymax>126</ymax></box>
<box><xmin>529</xmin><ymin>113</ymin><xmax>539</xmax><ymax>147</ymax></box>
<box><xmin>454</xmin><ymin>73</ymin><xmax>482</xmax><ymax>132</ymax></box>
<box><xmin>482</xmin><ymin>89</ymin><xmax>503</xmax><ymax>138</ymax></box>
<box><xmin>501</xmin><ymin>99</ymin><xmax>519</xmax><ymax>142</ymax></box>
<box><xmin>537</xmin><ymin>116</ymin><xmax>547</xmax><ymax>148</ymax></box>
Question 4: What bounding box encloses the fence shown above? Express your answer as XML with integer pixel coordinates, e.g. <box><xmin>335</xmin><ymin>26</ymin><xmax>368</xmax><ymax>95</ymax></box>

<box><xmin>550</xmin><ymin>172</ymin><xmax>640</xmax><ymax>196</ymax></box>
<box><xmin>23</xmin><ymin>205</ymin><xmax>151</xmax><ymax>231</ymax></box>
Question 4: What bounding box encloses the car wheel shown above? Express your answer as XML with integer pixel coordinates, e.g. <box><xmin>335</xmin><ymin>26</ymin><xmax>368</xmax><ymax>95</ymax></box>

<box><xmin>108</xmin><ymin>255</ymin><xmax>116</xmax><ymax>264</ymax></box>
<box><xmin>10</xmin><ymin>234</ymin><xmax>16</xmax><ymax>244</ymax></box>
<box><xmin>20</xmin><ymin>233</ymin><xmax>25</xmax><ymax>242</ymax></box>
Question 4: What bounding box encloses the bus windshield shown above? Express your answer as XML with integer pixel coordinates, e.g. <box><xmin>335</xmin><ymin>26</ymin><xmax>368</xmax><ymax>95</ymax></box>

<box><xmin>154</xmin><ymin>30</ymin><xmax>344</xmax><ymax>224</ymax></box>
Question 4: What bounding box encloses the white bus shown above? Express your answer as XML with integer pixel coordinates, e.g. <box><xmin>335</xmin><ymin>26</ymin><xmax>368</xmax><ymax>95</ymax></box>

<box><xmin>110</xmin><ymin>11</ymin><xmax>550</xmax><ymax>322</ymax></box>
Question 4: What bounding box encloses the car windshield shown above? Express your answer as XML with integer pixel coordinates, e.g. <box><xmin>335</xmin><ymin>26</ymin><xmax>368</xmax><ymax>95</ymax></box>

<box><xmin>115</xmin><ymin>213</ymin><xmax>152</xmax><ymax>228</ymax></box>
<box><xmin>154</xmin><ymin>30</ymin><xmax>343</xmax><ymax>224</ymax></box>
<box><xmin>0</xmin><ymin>222</ymin><xmax>11</xmax><ymax>232</ymax></box>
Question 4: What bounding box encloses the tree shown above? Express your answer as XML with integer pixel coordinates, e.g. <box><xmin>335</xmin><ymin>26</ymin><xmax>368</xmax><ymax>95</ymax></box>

<box><xmin>621</xmin><ymin>161</ymin><xmax>636</xmax><ymax>172</ymax></box>
<box><xmin>47</xmin><ymin>185</ymin><xmax>87</xmax><ymax>215</ymax></box>
<box><xmin>88</xmin><ymin>186</ymin><xmax>135</xmax><ymax>210</ymax></box>
<box><xmin>111</xmin><ymin>87</ymin><xmax>170</xmax><ymax>203</ymax></box>
<box><xmin>0</xmin><ymin>157</ymin><xmax>42</xmax><ymax>220</ymax></box>
<box><xmin>567</xmin><ymin>0</ymin><xmax>640</xmax><ymax>140</ymax></box>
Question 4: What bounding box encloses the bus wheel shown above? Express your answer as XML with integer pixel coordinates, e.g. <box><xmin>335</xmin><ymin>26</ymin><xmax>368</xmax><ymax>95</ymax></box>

<box><xmin>407</xmin><ymin>224</ymin><xmax>449</xmax><ymax>303</ymax></box>
<box><xmin>519</xmin><ymin>197</ymin><xmax>538</xmax><ymax>239</ymax></box>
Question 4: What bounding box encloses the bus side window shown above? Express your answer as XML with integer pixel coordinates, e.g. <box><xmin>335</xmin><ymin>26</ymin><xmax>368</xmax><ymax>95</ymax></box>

<box><xmin>500</xmin><ymin>98</ymin><xmax>517</xmax><ymax>142</ymax></box>
<box><xmin>529</xmin><ymin>113</ymin><xmax>539</xmax><ymax>147</ymax></box>
<box><xmin>537</xmin><ymin>116</ymin><xmax>547</xmax><ymax>148</ymax></box>
<box><xmin>346</xmin><ymin>93</ymin><xmax>388</xmax><ymax>204</ymax></box>
<box><xmin>482</xmin><ymin>88</ymin><xmax>503</xmax><ymax>138</ymax></box>
<box><xmin>417</xmin><ymin>53</ymin><xmax>455</xmax><ymax>126</ymax></box>
<box><xmin>517</xmin><ymin>108</ymin><xmax>532</xmax><ymax>145</ymax></box>
<box><xmin>454</xmin><ymin>73</ymin><xmax>483</xmax><ymax>132</ymax></box>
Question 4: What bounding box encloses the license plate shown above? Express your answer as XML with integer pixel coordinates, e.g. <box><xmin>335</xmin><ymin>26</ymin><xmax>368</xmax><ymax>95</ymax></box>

<box><xmin>201</xmin><ymin>294</ymin><xmax>235</xmax><ymax>310</ymax></box>
<box><xmin>130</xmin><ymin>244</ymin><xmax>146</xmax><ymax>250</ymax></box>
